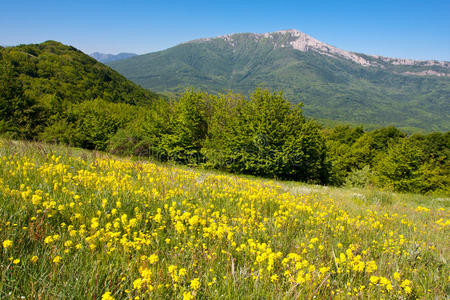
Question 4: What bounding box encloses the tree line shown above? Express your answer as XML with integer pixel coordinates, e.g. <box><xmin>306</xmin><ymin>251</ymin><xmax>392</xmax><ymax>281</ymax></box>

<box><xmin>1</xmin><ymin>81</ymin><xmax>448</xmax><ymax>195</ymax></box>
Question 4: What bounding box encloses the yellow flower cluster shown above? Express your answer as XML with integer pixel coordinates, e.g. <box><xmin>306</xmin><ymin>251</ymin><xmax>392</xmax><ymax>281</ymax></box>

<box><xmin>0</xmin><ymin>147</ymin><xmax>448</xmax><ymax>298</ymax></box>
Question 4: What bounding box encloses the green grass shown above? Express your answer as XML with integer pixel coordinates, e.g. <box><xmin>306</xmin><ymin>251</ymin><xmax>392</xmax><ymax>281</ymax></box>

<box><xmin>0</xmin><ymin>139</ymin><xmax>448</xmax><ymax>299</ymax></box>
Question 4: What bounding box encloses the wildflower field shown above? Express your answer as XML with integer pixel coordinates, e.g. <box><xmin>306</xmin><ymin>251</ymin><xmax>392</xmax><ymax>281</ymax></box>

<box><xmin>0</xmin><ymin>140</ymin><xmax>448</xmax><ymax>299</ymax></box>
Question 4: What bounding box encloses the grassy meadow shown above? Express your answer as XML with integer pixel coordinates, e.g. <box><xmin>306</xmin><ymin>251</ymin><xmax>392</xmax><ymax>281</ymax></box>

<box><xmin>0</xmin><ymin>139</ymin><xmax>448</xmax><ymax>299</ymax></box>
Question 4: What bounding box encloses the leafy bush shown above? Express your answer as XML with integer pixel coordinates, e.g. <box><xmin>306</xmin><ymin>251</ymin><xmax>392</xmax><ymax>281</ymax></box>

<box><xmin>108</xmin><ymin>99</ymin><xmax>174</xmax><ymax>159</ymax></box>
<box><xmin>374</xmin><ymin>139</ymin><xmax>440</xmax><ymax>193</ymax></box>
<box><xmin>160</xmin><ymin>89</ymin><xmax>210</xmax><ymax>164</ymax></box>
<box><xmin>345</xmin><ymin>165</ymin><xmax>372</xmax><ymax>188</ymax></box>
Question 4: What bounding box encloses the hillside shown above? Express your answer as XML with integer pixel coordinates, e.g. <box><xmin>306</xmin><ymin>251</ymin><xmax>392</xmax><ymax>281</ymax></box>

<box><xmin>90</xmin><ymin>52</ymin><xmax>137</xmax><ymax>63</ymax></box>
<box><xmin>108</xmin><ymin>30</ymin><xmax>450</xmax><ymax>132</ymax></box>
<box><xmin>0</xmin><ymin>139</ymin><xmax>448</xmax><ymax>298</ymax></box>
<box><xmin>0</xmin><ymin>41</ymin><xmax>158</xmax><ymax>106</ymax></box>
<box><xmin>0</xmin><ymin>41</ymin><xmax>161</xmax><ymax>141</ymax></box>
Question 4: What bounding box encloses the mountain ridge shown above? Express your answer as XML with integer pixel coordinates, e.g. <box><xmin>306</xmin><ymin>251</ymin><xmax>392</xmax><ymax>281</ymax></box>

<box><xmin>188</xmin><ymin>29</ymin><xmax>450</xmax><ymax>72</ymax></box>
<box><xmin>108</xmin><ymin>29</ymin><xmax>450</xmax><ymax>132</ymax></box>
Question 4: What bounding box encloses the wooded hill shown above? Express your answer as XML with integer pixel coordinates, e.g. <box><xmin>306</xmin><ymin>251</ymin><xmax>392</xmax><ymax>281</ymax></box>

<box><xmin>0</xmin><ymin>41</ymin><xmax>159</xmax><ymax>143</ymax></box>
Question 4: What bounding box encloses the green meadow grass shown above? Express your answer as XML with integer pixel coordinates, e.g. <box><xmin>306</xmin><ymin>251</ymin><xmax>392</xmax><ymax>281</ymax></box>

<box><xmin>0</xmin><ymin>139</ymin><xmax>448</xmax><ymax>299</ymax></box>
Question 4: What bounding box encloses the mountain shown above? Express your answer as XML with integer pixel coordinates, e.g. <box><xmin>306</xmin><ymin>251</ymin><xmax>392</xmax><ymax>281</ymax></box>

<box><xmin>0</xmin><ymin>41</ymin><xmax>158</xmax><ymax>106</ymax></box>
<box><xmin>90</xmin><ymin>52</ymin><xmax>137</xmax><ymax>63</ymax></box>
<box><xmin>108</xmin><ymin>29</ymin><xmax>450</xmax><ymax>132</ymax></box>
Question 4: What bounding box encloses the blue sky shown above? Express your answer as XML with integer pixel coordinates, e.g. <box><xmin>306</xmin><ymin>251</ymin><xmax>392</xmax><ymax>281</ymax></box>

<box><xmin>1</xmin><ymin>0</ymin><xmax>450</xmax><ymax>60</ymax></box>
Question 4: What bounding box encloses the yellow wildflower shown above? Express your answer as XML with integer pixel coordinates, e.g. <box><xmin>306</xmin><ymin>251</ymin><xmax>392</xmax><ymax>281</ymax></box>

<box><xmin>133</xmin><ymin>278</ymin><xmax>143</xmax><ymax>290</ymax></box>
<box><xmin>53</xmin><ymin>256</ymin><xmax>62</xmax><ymax>264</ymax></box>
<box><xmin>183</xmin><ymin>292</ymin><xmax>194</xmax><ymax>300</ymax></box>
<box><xmin>2</xmin><ymin>239</ymin><xmax>13</xmax><ymax>249</ymax></box>
<box><xmin>190</xmin><ymin>278</ymin><xmax>200</xmax><ymax>290</ymax></box>
<box><xmin>101</xmin><ymin>292</ymin><xmax>114</xmax><ymax>300</ymax></box>
<box><xmin>369</xmin><ymin>276</ymin><xmax>379</xmax><ymax>284</ymax></box>
<box><xmin>148</xmin><ymin>254</ymin><xmax>158</xmax><ymax>264</ymax></box>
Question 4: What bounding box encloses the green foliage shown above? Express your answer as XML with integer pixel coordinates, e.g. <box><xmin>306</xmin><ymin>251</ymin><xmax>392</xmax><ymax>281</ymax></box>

<box><xmin>325</xmin><ymin>125</ymin><xmax>448</xmax><ymax>194</ymax></box>
<box><xmin>0</xmin><ymin>41</ymin><xmax>159</xmax><ymax>139</ymax></box>
<box><xmin>39</xmin><ymin>119</ymin><xmax>78</xmax><ymax>145</ymax></box>
<box><xmin>201</xmin><ymin>92</ymin><xmax>246</xmax><ymax>171</ymax></box>
<box><xmin>72</xmin><ymin>100</ymin><xmax>136</xmax><ymax>150</ymax></box>
<box><xmin>374</xmin><ymin>139</ymin><xmax>425</xmax><ymax>192</ymax></box>
<box><xmin>108</xmin><ymin>99</ymin><xmax>175</xmax><ymax>159</ymax></box>
<box><xmin>325</xmin><ymin>127</ymin><xmax>378</xmax><ymax>186</ymax></box>
<box><xmin>0</xmin><ymin>61</ymin><xmax>46</xmax><ymax>139</ymax></box>
<box><xmin>345</xmin><ymin>166</ymin><xmax>372</xmax><ymax>188</ymax></box>
<box><xmin>161</xmin><ymin>89</ymin><xmax>210</xmax><ymax>164</ymax></box>
<box><xmin>40</xmin><ymin>99</ymin><xmax>137</xmax><ymax>151</ymax></box>
<box><xmin>325</xmin><ymin>125</ymin><xmax>365</xmax><ymax>145</ymax></box>
<box><xmin>203</xmin><ymin>89</ymin><xmax>328</xmax><ymax>183</ymax></box>
<box><xmin>373</xmin><ymin>138</ymin><xmax>449</xmax><ymax>194</ymax></box>
<box><xmin>369</xmin><ymin>126</ymin><xmax>406</xmax><ymax>151</ymax></box>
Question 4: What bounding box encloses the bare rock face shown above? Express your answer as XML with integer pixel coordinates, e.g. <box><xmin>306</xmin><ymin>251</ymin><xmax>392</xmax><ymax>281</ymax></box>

<box><xmin>372</xmin><ymin>55</ymin><xmax>450</xmax><ymax>67</ymax></box>
<box><xmin>269</xmin><ymin>29</ymin><xmax>449</xmax><ymax>69</ymax></box>
<box><xmin>398</xmin><ymin>70</ymin><xmax>450</xmax><ymax>77</ymax></box>
<box><xmin>276</xmin><ymin>29</ymin><xmax>373</xmax><ymax>66</ymax></box>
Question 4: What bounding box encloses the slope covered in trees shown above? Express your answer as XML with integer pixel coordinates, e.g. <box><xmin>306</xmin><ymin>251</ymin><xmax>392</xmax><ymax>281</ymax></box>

<box><xmin>0</xmin><ymin>41</ymin><xmax>159</xmax><ymax>140</ymax></box>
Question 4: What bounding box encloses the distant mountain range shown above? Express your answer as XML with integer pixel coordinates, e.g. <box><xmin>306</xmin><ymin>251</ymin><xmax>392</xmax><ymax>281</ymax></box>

<box><xmin>90</xmin><ymin>52</ymin><xmax>137</xmax><ymax>63</ymax></box>
<box><xmin>108</xmin><ymin>29</ymin><xmax>450</xmax><ymax>132</ymax></box>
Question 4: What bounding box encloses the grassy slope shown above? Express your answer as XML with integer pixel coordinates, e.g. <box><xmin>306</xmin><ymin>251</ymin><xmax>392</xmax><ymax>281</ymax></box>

<box><xmin>108</xmin><ymin>35</ymin><xmax>450</xmax><ymax>132</ymax></box>
<box><xmin>0</xmin><ymin>140</ymin><xmax>448</xmax><ymax>298</ymax></box>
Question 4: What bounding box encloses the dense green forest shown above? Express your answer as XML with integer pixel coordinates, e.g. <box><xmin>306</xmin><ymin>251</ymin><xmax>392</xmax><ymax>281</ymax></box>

<box><xmin>0</xmin><ymin>41</ymin><xmax>159</xmax><ymax>139</ymax></box>
<box><xmin>0</xmin><ymin>42</ymin><xmax>448</xmax><ymax>195</ymax></box>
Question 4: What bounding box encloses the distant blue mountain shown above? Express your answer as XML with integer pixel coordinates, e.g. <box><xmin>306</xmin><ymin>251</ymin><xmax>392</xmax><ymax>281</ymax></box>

<box><xmin>90</xmin><ymin>52</ymin><xmax>137</xmax><ymax>63</ymax></box>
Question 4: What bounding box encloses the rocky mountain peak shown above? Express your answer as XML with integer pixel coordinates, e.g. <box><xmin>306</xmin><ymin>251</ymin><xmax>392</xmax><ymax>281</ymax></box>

<box><xmin>272</xmin><ymin>29</ymin><xmax>373</xmax><ymax>66</ymax></box>
<box><xmin>188</xmin><ymin>29</ymin><xmax>449</xmax><ymax>72</ymax></box>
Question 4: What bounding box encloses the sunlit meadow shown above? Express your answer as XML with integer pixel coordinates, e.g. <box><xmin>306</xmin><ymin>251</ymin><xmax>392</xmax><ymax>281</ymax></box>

<box><xmin>0</xmin><ymin>140</ymin><xmax>448</xmax><ymax>299</ymax></box>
